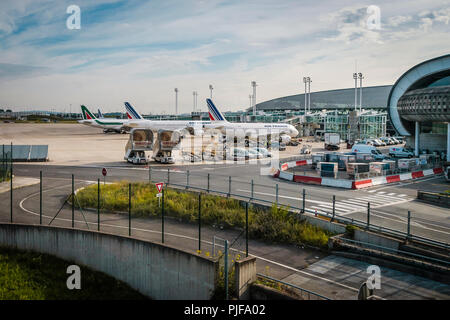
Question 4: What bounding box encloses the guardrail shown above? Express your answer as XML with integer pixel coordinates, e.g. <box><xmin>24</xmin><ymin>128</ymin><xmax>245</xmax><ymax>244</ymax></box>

<box><xmin>336</xmin><ymin>237</ymin><xmax>450</xmax><ymax>267</ymax></box>
<box><xmin>256</xmin><ymin>273</ymin><xmax>331</xmax><ymax>300</ymax></box>
<box><xmin>417</xmin><ymin>190</ymin><xmax>450</xmax><ymax>208</ymax></box>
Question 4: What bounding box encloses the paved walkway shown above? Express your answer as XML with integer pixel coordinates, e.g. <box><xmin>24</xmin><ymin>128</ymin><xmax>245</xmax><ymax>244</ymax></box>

<box><xmin>0</xmin><ymin>177</ymin><xmax>40</xmax><ymax>194</ymax></box>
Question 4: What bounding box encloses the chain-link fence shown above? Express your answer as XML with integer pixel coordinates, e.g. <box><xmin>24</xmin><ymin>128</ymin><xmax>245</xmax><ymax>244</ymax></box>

<box><xmin>0</xmin><ymin>146</ymin><xmax>12</xmax><ymax>182</ymax></box>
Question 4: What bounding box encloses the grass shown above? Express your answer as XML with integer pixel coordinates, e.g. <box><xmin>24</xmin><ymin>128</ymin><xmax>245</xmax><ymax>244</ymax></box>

<box><xmin>74</xmin><ymin>182</ymin><xmax>332</xmax><ymax>248</ymax></box>
<box><xmin>0</xmin><ymin>247</ymin><xmax>147</xmax><ymax>300</ymax></box>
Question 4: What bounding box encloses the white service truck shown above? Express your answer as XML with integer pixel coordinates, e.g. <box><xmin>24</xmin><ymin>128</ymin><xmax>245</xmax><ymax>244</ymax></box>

<box><xmin>324</xmin><ymin>133</ymin><xmax>340</xmax><ymax>151</ymax></box>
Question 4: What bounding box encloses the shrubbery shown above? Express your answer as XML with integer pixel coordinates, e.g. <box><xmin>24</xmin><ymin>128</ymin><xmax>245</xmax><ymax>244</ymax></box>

<box><xmin>75</xmin><ymin>182</ymin><xmax>332</xmax><ymax>248</ymax></box>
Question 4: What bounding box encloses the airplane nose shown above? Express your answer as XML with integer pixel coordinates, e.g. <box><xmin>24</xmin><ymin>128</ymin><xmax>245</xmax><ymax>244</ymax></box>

<box><xmin>291</xmin><ymin>126</ymin><xmax>299</xmax><ymax>137</ymax></box>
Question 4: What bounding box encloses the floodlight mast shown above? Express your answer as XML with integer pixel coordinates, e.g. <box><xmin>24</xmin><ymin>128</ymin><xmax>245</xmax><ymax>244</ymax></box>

<box><xmin>174</xmin><ymin>88</ymin><xmax>178</xmax><ymax>115</ymax></box>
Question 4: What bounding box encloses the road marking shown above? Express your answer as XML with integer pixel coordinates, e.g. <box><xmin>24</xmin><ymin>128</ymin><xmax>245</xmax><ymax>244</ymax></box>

<box><xmin>236</xmin><ymin>189</ymin><xmax>333</xmax><ymax>206</ymax></box>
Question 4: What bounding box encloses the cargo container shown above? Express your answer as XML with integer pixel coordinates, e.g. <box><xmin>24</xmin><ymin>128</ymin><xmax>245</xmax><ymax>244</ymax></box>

<box><xmin>369</xmin><ymin>162</ymin><xmax>390</xmax><ymax>174</ymax></box>
<box><xmin>312</xmin><ymin>153</ymin><xmax>326</xmax><ymax>168</ymax></box>
<box><xmin>398</xmin><ymin>158</ymin><xmax>417</xmax><ymax>169</ymax></box>
<box><xmin>318</xmin><ymin>162</ymin><xmax>338</xmax><ymax>178</ymax></box>
<box><xmin>347</xmin><ymin>163</ymin><xmax>370</xmax><ymax>175</ymax></box>
<box><xmin>382</xmin><ymin>160</ymin><xmax>396</xmax><ymax>171</ymax></box>
<box><xmin>354</xmin><ymin>153</ymin><xmax>374</xmax><ymax>162</ymax></box>
<box><xmin>338</xmin><ymin>154</ymin><xmax>356</xmax><ymax>171</ymax></box>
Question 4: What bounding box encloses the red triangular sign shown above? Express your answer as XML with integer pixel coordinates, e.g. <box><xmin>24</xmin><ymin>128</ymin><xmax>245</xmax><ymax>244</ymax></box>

<box><xmin>155</xmin><ymin>182</ymin><xmax>164</xmax><ymax>193</ymax></box>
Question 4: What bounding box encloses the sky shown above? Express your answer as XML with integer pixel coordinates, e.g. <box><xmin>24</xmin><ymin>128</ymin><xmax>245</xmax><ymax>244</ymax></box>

<box><xmin>0</xmin><ymin>0</ymin><xmax>449</xmax><ymax>114</ymax></box>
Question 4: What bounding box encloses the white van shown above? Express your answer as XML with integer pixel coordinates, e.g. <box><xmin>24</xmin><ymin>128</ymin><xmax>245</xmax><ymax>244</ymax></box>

<box><xmin>389</xmin><ymin>147</ymin><xmax>414</xmax><ymax>158</ymax></box>
<box><xmin>351</xmin><ymin>144</ymin><xmax>387</xmax><ymax>161</ymax></box>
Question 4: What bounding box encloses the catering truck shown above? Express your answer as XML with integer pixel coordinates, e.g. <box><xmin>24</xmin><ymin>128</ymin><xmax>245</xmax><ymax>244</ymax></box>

<box><xmin>324</xmin><ymin>133</ymin><xmax>340</xmax><ymax>151</ymax></box>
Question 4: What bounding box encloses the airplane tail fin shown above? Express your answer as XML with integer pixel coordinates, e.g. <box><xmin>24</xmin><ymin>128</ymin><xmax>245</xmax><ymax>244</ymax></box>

<box><xmin>124</xmin><ymin>102</ymin><xmax>143</xmax><ymax>120</ymax></box>
<box><xmin>206</xmin><ymin>99</ymin><xmax>227</xmax><ymax>122</ymax></box>
<box><xmin>98</xmin><ymin>109</ymin><xmax>104</xmax><ymax>118</ymax></box>
<box><xmin>81</xmin><ymin>105</ymin><xmax>96</xmax><ymax>120</ymax></box>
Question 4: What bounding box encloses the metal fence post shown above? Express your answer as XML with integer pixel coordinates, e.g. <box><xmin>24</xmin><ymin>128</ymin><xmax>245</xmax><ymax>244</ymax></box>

<box><xmin>207</xmin><ymin>173</ymin><xmax>210</xmax><ymax>193</ymax></box>
<box><xmin>128</xmin><ymin>183</ymin><xmax>131</xmax><ymax>236</ymax></box>
<box><xmin>407</xmin><ymin>210</ymin><xmax>411</xmax><ymax>239</ymax></box>
<box><xmin>162</xmin><ymin>186</ymin><xmax>165</xmax><ymax>243</ymax></box>
<box><xmin>224</xmin><ymin>239</ymin><xmax>229</xmax><ymax>300</ymax></box>
<box><xmin>72</xmin><ymin>174</ymin><xmax>74</xmax><ymax>228</ymax></box>
<box><xmin>10</xmin><ymin>142</ymin><xmax>13</xmax><ymax>223</ymax></box>
<box><xmin>246</xmin><ymin>202</ymin><xmax>249</xmax><ymax>257</ymax></box>
<box><xmin>98</xmin><ymin>178</ymin><xmax>100</xmax><ymax>231</ymax></box>
<box><xmin>367</xmin><ymin>202</ymin><xmax>370</xmax><ymax>229</ymax></box>
<box><xmin>275</xmin><ymin>184</ymin><xmax>279</xmax><ymax>207</ymax></box>
<box><xmin>302</xmin><ymin>188</ymin><xmax>306</xmax><ymax>213</ymax></box>
<box><xmin>251</xmin><ymin>180</ymin><xmax>254</xmax><ymax>200</ymax></box>
<box><xmin>167</xmin><ymin>168</ymin><xmax>170</xmax><ymax>185</ymax></box>
<box><xmin>332</xmin><ymin>195</ymin><xmax>336</xmax><ymax>221</ymax></box>
<box><xmin>198</xmin><ymin>193</ymin><xmax>201</xmax><ymax>251</ymax></box>
<box><xmin>149</xmin><ymin>166</ymin><xmax>152</xmax><ymax>183</ymax></box>
<box><xmin>40</xmin><ymin>171</ymin><xmax>42</xmax><ymax>225</ymax></box>
<box><xmin>186</xmin><ymin>170</ymin><xmax>189</xmax><ymax>189</ymax></box>
<box><xmin>228</xmin><ymin>176</ymin><xmax>231</xmax><ymax>197</ymax></box>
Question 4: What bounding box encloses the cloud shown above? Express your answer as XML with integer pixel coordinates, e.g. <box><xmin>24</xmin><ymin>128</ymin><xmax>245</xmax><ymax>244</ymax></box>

<box><xmin>0</xmin><ymin>63</ymin><xmax>51</xmax><ymax>79</ymax></box>
<box><xmin>0</xmin><ymin>0</ymin><xmax>449</xmax><ymax>112</ymax></box>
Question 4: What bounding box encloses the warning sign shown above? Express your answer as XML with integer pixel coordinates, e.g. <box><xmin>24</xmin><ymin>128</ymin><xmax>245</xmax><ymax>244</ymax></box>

<box><xmin>155</xmin><ymin>182</ymin><xmax>164</xmax><ymax>193</ymax></box>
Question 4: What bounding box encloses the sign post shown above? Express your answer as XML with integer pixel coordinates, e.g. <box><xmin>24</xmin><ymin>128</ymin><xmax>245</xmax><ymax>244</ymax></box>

<box><xmin>102</xmin><ymin>167</ymin><xmax>107</xmax><ymax>185</ymax></box>
<box><xmin>155</xmin><ymin>182</ymin><xmax>164</xmax><ymax>207</ymax></box>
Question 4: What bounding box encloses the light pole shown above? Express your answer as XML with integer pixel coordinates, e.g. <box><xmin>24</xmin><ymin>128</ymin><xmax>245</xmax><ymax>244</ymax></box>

<box><xmin>209</xmin><ymin>84</ymin><xmax>213</xmax><ymax>99</ymax></box>
<box><xmin>174</xmin><ymin>88</ymin><xmax>178</xmax><ymax>115</ymax></box>
<box><xmin>249</xmin><ymin>94</ymin><xmax>252</xmax><ymax>110</ymax></box>
<box><xmin>192</xmin><ymin>91</ymin><xmax>196</xmax><ymax>112</ymax></box>
<box><xmin>307</xmin><ymin>77</ymin><xmax>312</xmax><ymax>112</ymax></box>
<box><xmin>251</xmin><ymin>81</ymin><xmax>257</xmax><ymax>116</ymax></box>
<box><xmin>353</xmin><ymin>73</ymin><xmax>358</xmax><ymax>111</ymax></box>
<box><xmin>358</xmin><ymin>72</ymin><xmax>364</xmax><ymax>112</ymax></box>
<box><xmin>303</xmin><ymin>77</ymin><xmax>307</xmax><ymax>115</ymax></box>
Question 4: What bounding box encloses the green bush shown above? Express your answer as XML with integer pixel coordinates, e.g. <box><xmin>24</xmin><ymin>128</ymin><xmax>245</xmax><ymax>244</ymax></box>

<box><xmin>75</xmin><ymin>182</ymin><xmax>332</xmax><ymax>248</ymax></box>
<box><xmin>0</xmin><ymin>247</ymin><xmax>146</xmax><ymax>300</ymax></box>
<box><xmin>345</xmin><ymin>225</ymin><xmax>359</xmax><ymax>239</ymax></box>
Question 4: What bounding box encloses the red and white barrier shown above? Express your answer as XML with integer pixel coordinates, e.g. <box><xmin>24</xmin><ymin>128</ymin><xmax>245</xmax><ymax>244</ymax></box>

<box><xmin>274</xmin><ymin>159</ymin><xmax>444</xmax><ymax>189</ymax></box>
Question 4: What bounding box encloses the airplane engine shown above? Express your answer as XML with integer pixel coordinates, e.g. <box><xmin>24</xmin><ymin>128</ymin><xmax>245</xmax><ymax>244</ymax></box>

<box><xmin>280</xmin><ymin>134</ymin><xmax>291</xmax><ymax>144</ymax></box>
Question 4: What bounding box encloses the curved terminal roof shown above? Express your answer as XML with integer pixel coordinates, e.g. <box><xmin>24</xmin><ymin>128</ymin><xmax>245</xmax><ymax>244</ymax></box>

<box><xmin>252</xmin><ymin>85</ymin><xmax>392</xmax><ymax>112</ymax></box>
<box><xmin>387</xmin><ymin>54</ymin><xmax>450</xmax><ymax>136</ymax></box>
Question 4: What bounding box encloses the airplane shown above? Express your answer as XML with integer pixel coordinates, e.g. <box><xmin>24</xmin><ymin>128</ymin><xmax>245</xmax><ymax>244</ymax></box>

<box><xmin>123</xmin><ymin>102</ymin><xmax>211</xmax><ymax>136</ymax></box>
<box><xmin>97</xmin><ymin>109</ymin><xmax>104</xmax><ymax>118</ymax></box>
<box><xmin>78</xmin><ymin>105</ymin><xmax>128</xmax><ymax>133</ymax></box>
<box><xmin>205</xmin><ymin>99</ymin><xmax>299</xmax><ymax>143</ymax></box>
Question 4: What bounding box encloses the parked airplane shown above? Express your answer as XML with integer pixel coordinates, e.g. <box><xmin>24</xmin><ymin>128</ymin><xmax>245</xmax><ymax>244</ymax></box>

<box><xmin>123</xmin><ymin>102</ymin><xmax>210</xmax><ymax>136</ymax></box>
<box><xmin>78</xmin><ymin>105</ymin><xmax>128</xmax><ymax>133</ymax></box>
<box><xmin>206</xmin><ymin>99</ymin><xmax>298</xmax><ymax>143</ymax></box>
<box><xmin>97</xmin><ymin>109</ymin><xmax>104</xmax><ymax>118</ymax></box>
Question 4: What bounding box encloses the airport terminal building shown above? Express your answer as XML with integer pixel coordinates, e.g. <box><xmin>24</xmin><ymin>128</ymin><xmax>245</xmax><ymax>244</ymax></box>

<box><xmin>387</xmin><ymin>54</ymin><xmax>450</xmax><ymax>161</ymax></box>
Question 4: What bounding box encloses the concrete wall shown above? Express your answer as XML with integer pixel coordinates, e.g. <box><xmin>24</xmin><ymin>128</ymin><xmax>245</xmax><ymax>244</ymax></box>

<box><xmin>234</xmin><ymin>256</ymin><xmax>256</xmax><ymax>300</ymax></box>
<box><xmin>299</xmin><ymin>214</ymin><xmax>347</xmax><ymax>235</ymax></box>
<box><xmin>0</xmin><ymin>223</ymin><xmax>218</xmax><ymax>300</ymax></box>
<box><xmin>354</xmin><ymin>229</ymin><xmax>400</xmax><ymax>251</ymax></box>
